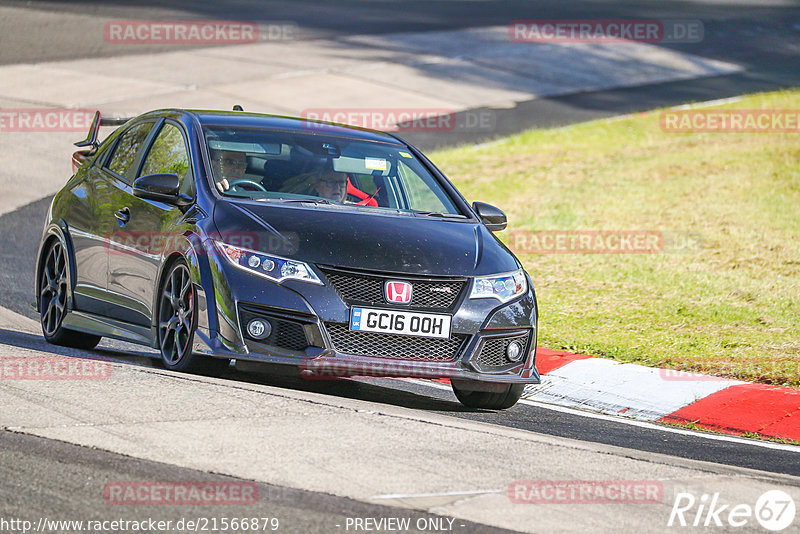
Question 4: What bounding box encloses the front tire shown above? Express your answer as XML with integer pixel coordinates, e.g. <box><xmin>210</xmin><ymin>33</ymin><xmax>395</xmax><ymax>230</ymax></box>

<box><xmin>452</xmin><ymin>382</ymin><xmax>526</xmax><ymax>410</ymax></box>
<box><xmin>39</xmin><ymin>240</ymin><xmax>101</xmax><ymax>350</ymax></box>
<box><xmin>157</xmin><ymin>260</ymin><xmax>230</xmax><ymax>377</ymax></box>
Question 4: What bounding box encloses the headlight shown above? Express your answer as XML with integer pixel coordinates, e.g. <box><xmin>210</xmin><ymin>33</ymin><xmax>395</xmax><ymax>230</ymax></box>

<box><xmin>215</xmin><ymin>241</ymin><xmax>322</xmax><ymax>285</ymax></box>
<box><xmin>470</xmin><ymin>269</ymin><xmax>527</xmax><ymax>303</ymax></box>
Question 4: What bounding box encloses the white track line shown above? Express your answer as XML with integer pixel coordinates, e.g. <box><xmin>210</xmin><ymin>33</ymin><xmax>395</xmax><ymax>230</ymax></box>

<box><xmin>408</xmin><ymin>379</ymin><xmax>800</xmax><ymax>454</ymax></box>
<box><xmin>596</xmin><ymin>96</ymin><xmax>746</xmax><ymax>125</ymax></box>
<box><xmin>370</xmin><ymin>489</ymin><xmax>501</xmax><ymax>500</ymax></box>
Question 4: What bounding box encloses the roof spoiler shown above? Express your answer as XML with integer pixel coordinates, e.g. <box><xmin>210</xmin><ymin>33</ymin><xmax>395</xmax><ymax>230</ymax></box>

<box><xmin>74</xmin><ymin>111</ymin><xmax>133</xmax><ymax>149</ymax></box>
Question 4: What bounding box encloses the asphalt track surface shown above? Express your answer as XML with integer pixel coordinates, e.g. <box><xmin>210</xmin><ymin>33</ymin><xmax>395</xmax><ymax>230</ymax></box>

<box><xmin>1</xmin><ymin>0</ymin><xmax>800</xmax><ymax>150</ymax></box>
<box><xmin>0</xmin><ymin>429</ymin><xmax>513</xmax><ymax>534</ymax></box>
<box><xmin>3</xmin><ymin>304</ymin><xmax>800</xmax><ymax>479</ymax></box>
<box><xmin>2</xmin><ymin>0</ymin><xmax>800</xmax><ymax>76</ymax></box>
<box><xmin>1</xmin><ymin>0</ymin><xmax>800</xmax><ymax>530</ymax></box>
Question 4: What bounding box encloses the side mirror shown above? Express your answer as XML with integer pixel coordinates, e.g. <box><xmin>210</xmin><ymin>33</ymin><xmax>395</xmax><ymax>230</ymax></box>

<box><xmin>473</xmin><ymin>202</ymin><xmax>507</xmax><ymax>231</ymax></box>
<box><xmin>133</xmin><ymin>173</ymin><xmax>191</xmax><ymax>207</ymax></box>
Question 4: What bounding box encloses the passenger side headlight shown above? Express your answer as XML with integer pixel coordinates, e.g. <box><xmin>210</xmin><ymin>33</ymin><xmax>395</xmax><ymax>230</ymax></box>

<box><xmin>215</xmin><ymin>241</ymin><xmax>322</xmax><ymax>285</ymax></box>
<box><xmin>470</xmin><ymin>269</ymin><xmax>527</xmax><ymax>303</ymax></box>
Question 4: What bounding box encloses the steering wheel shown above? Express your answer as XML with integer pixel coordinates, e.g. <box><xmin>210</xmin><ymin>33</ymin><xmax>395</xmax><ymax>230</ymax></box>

<box><xmin>228</xmin><ymin>179</ymin><xmax>267</xmax><ymax>193</ymax></box>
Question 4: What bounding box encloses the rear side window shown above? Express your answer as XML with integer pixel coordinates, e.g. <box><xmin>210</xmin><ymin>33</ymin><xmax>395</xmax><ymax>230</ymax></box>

<box><xmin>140</xmin><ymin>123</ymin><xmax>194</xmax><ymax>196</ymax></box>
<box><xmin>106</xmin><ymin>122</ymin><xmax>152</xmax><ymax>179</ymax></box>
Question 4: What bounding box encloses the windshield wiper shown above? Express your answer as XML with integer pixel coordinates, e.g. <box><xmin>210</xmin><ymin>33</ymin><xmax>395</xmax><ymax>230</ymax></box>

<box><xmin>262</xmin><ymin>197</ymin><xmax>333</xmax><ymax>205</ymax></box>
<box><xmin>413</xmin><ymin>211</ymin><xmax>468</xmax><ymax>219</ymax></box>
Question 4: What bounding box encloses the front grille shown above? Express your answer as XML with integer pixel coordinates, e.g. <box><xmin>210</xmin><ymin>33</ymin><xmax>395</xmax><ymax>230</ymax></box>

<box><xmin>325</xmin><ymin>322</ymin><xmax>468</xmax><ymax>362</ymax></box>
<box><xmin>476</xmin><ymin>332</ymin><xmax>531</xmax><ymax>370</ymax></box>
<box><xmin>320</xmin><ymin>267</ymin><xmax>465</xmax><ymax>311</ymax></box>
<box><xmin>239</xmin><ymin>306</ymin><xmax>309</xmax><ymax>351</ymax></box>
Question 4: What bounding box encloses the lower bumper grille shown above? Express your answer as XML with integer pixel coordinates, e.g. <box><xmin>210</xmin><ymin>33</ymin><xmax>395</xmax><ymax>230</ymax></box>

<box><xmin>475</xmin><ymin>332</ymin><xmax>531</xmax><ymax>370</ymax></box>
<box><xmin>324</xmin><ymin>322</ymin><xmax>468</xmax><ymax>362</ymax></box>
<box><xmin>239</xmin><ymin>305</ymin><xmax>309</xmax><ymax>352</ymax></box>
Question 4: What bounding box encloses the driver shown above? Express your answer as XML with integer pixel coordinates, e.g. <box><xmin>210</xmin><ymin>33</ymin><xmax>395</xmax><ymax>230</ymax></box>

<box><xmin>210</xmin><ymin>149</ymin><xmax>247</xmax><ymax>192</ymax></box>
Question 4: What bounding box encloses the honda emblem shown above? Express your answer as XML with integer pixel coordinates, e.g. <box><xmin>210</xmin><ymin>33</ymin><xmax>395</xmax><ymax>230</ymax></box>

<box><xmin>385</xmin><ymin>280</ymin><xmax>413</xmax><ymax>304</ymax></box>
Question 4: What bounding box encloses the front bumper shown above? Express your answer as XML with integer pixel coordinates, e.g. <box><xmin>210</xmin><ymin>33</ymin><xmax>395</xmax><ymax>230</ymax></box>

<box><xmin>194</xmin><ymin>247</ymin><xmax>540</xmax><ymax>384</ymax></box>
<box><xmin>198</xmin><ymin>339</ymin><xmax>540</xmax><ymax>384</ymax></box>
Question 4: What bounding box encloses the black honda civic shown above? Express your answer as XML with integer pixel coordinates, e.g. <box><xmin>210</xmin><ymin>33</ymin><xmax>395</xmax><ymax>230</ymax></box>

<box><xmin>35</xmin><ymin>108</ymin><xmax>539</xmax><ymax>409</ymax></box>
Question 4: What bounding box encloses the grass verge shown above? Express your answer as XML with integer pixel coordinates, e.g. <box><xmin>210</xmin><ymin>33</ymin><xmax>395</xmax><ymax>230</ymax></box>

<box><xmin>431</xmin><ymin>90</ymin><xmax>800</xmax><ymax>387</ymax></box>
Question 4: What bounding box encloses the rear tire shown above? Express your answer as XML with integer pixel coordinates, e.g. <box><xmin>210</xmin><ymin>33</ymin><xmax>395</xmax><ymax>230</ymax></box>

<box><xmin>452</xmin><ymin>382</ymin><xmax>525</xmax><ymax>410</ymax></box>
<box><xmin>39</xmin><ymin>240</ymin><xmax>101</xmax><ymax>350</ymax></box>
<box><xmin>157</xmin><ymin>259</ymin><xmax>230</xmax><ymax>377</ymax></box>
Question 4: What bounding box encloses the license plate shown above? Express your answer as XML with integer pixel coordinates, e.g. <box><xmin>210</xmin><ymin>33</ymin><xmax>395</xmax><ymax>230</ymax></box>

<box><xmin>349</xmin><ymin>307</ymin><xmax>451</xmax><ymax>339</ymax></box>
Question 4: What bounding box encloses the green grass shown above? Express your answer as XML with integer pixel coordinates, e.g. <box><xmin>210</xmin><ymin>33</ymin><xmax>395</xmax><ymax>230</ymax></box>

<box><xmin>431</xmin><ymin>90</ymin><xmax>800</xmax><ymax>387</ymax></box>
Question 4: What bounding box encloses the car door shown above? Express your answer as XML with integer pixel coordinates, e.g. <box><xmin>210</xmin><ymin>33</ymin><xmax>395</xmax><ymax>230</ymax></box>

<box><xmin>68</xmin><ymin>139</ymin><xmax>116</xmax><ymax>316</ymax></box>
<box><xmin>91</xmin><ymin>119</ymin><xmax>157</xmax><ymax>323</ymax></box>
<box><xmin>72</xmin><ymin>121</ymin><xmax>154</xmax><ymax>317</ymax></box>
<box><xmin>106</xmin><ymin>120</ymin><xmax>195</xmax><ymax>326</ymax></box>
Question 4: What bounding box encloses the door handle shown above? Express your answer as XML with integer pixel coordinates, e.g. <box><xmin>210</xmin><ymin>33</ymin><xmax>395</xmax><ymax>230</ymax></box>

<box><xmin>114</xmin><ymin>207</ymin><xmax>130</xmax><ymax>225</ymax></box>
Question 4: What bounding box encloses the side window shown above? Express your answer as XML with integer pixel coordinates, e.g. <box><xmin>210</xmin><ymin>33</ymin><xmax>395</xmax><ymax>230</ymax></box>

<box><xmin>140</xmin><ymin>123</ymin><xmax>194</xmax><ymax>196</ymax></box>
<box><xmin>397</xmin><ymin>160</ymin><xmax>455</xmax><ymax>213</ymax></box>
<box><xmin>106</xmin><ymin>122</ymin><xmax>153</xmax><ymax>180</ymax></box>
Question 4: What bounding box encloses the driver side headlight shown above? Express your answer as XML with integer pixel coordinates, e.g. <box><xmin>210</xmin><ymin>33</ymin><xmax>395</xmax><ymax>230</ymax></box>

<box><xmin>469</xmin><ymin>268</ymin><xmax>527</xmax><ymax>303</ymax></box>
<box><xmin>215</xmin><ymin>241</ymin><xmax>322</xmax><ymax>285</ymax></box>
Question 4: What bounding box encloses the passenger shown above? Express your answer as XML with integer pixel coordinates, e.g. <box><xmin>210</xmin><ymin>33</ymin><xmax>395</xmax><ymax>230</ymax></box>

<box><xmin>312</xmin><ymin>169</ymin><xmax>348</xmax><ymax>202</ymax></box>
<box><xmin>281</xmin><ymin>167</ymin><xmax>349</xmax><ymax>203</ymax></box>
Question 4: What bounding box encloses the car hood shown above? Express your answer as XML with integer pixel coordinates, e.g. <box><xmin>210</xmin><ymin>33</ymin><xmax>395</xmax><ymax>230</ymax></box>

<box><xmin>212</xmin><ymin>200</ymin><xmax>519</xmax><ymax>276</ymax></box>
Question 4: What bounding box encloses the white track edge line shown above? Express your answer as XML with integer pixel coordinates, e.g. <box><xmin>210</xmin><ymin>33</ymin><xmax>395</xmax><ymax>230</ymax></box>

<box><xmin>370</xmin><ymin>489</ymin><xmax>501</xmax><ymax>500</ymax></box>
<box><xmin>408</xmin><ymin>379</ymin><xmax>800</xmax><ymax>453</ymax></box>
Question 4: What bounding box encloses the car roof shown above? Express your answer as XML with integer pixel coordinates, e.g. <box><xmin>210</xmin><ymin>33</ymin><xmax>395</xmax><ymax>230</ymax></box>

<box><xmin>180</xmin><ymin>109</ymin><xmax>406</xmax><ymax>145</ymax></box>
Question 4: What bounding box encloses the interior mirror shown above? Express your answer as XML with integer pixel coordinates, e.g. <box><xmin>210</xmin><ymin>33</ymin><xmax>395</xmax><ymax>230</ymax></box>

<box><xmin>133</xmin><ymin>173</ymin><xmax>191</xmax><ymax>206</ymax></box>
<box><xmin>472</xmin><ymin>202</ymin><xmax>507</xmax><ymax>231</ymax></box>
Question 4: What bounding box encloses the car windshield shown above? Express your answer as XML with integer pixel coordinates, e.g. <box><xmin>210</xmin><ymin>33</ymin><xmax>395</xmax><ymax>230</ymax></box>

<box><xmin>204</xmin><ymin>127</ymin><xmax>462</xmax><ymax>215</ymax></box>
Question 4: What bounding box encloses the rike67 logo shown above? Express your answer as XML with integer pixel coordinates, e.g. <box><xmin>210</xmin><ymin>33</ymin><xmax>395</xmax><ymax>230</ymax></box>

<box><xmin>668</xmin><ymin>490</ymin><xmax>796</xmax><ymax>531</ymax></box>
